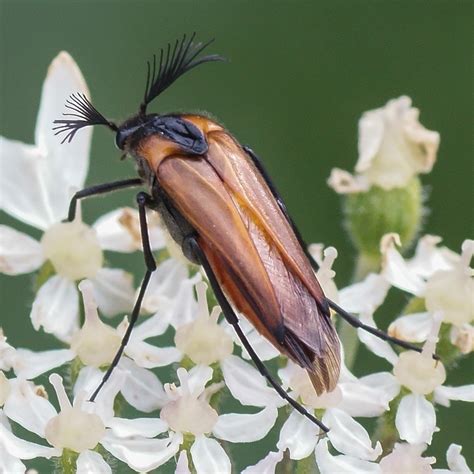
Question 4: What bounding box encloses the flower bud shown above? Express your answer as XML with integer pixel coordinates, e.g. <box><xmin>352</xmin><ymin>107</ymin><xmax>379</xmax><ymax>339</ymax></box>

<box><xmin>344</xmin><ymin>177</ymin><xmax>423</xmax><ymax>259</ymax></box>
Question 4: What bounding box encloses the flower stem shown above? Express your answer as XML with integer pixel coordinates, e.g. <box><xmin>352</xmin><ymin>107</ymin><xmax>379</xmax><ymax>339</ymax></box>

<box><xmin>295</xmin><ymin>454</ymin><xmax>319</xmax><ymax>474</ymax></box>
<box><xmin>60</xmin><ymin>449</ymin><xmax>78</xmax><ymax>474</ymax></box>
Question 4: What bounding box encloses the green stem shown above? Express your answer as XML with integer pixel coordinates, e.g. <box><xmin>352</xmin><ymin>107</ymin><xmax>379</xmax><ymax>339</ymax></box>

<box><xmin>276</xmin><ymin>450</ymin><xmax>294</xmax><ymax>474</ymax></box>
<box><xmin>60</xmin><ymin>449</ymin><xmax>78</xmax><ymax>474</ymax></box>
<box><xmin>295</xmin><ymin>454</ymin><xmax>319</xmax><ymax>474</ymax></box>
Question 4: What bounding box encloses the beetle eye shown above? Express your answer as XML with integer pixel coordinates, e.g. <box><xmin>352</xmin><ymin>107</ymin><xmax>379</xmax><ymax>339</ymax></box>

<box><xmin>115</xmin><ymin>130</ymin><xmax>125</xmax><ymax>150</ymax></box>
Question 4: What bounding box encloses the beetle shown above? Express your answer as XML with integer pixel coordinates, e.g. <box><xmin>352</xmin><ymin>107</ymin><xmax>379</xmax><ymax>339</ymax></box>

<box><xmin>54</xmin><ymin>34</ymin><xmax>427</xmax><ymax>431</ymax></box>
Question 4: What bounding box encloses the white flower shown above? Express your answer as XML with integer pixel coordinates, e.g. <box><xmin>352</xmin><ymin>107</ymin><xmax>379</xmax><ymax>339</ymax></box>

<box><xmin>359</xmin><ymin>311</ymin><xmax>474</xmax><ymax>445</ymax></box>
<box><xmin>382</xmin><ymin>235</ymin><xmax>474</xmax><ymax>352</ymax></box>
<box><xmin>0</xmin><ymin>328</ymin><xmax>73</xmax><ymax>381</ymax></box>
<box><xmin>433</xmin><ymin>443</ymin><xmax>472</xmax><ymax>474</ymax></box>
<box><xmin>0</xmin><ymin>52</ymin><xmax>139</xmax><ymax>343</ymax></box>
<box><xmin>157</xmin><ymin>366</ymin><xmax>280</xmax><ymax>474</ymax></box>
<box><xmin>328</xmin><ymin>96</ymin><xmax>440</xmax><ymax>193</ymax></box>
<box><xmin>174</xmin><ymin>282</ymin><xmax>234</xmax><ymax>365</ymax></box>
<box><xmin>2</xmin><ymin>371</ymin><xmax>181</xmax><ymax>472</ymax></box>
<box><xmin>379</xmin><ymin>442</ymin><xmax>435</xmax><ymax>474</ymax></box>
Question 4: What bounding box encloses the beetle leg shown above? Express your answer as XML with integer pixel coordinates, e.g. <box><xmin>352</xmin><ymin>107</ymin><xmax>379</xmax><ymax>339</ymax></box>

<box><xmin>67</xmin><ymin>178</ymin><xmax>143</xmax><ymax>221</ymax></box>
<box><xmin>327</xmin><ymin>299</ymin><xmax>439</xmax><ymax>360</ymax></box>
<box><xmin>186</xmin><ymin>234</ymin><xmax>330</xmax><ymax>432</ymax></box>
<box><xmin>89</xmin><ymin>192</ymin><xmax>156</xmax><ymax>401</ymax></box>
<box><xmin>243</xmin><ymin>145</ymin><xmax>319</xmax><ymax>271</ymax></box>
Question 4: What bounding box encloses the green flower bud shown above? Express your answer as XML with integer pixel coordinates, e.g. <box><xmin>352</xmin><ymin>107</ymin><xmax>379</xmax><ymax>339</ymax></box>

<box><xmin>344</xmin><ymin>177</ymin><xmax>423</xmax><ymax>268</ymax></box>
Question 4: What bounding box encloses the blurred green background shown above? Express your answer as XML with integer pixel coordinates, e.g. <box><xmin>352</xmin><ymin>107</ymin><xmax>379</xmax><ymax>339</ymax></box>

<box><xmin>1</xmin><ymin>0</ymin><xmax>472</xmax><ymax>471</ymax></box>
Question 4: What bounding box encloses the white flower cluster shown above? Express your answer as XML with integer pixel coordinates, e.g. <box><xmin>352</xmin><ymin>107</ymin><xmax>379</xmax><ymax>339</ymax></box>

<box><xmin>0</xmin><ymin>53</ymin><xmax>472</xmax><ymax>473</ymax></box>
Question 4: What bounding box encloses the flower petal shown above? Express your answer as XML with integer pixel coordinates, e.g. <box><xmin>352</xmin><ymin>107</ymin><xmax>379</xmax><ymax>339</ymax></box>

<box><xmin>35</xmin><ymin>51</ymin><xmax>91</xmax><ymax>191</ymax></box>
<box><xmin>0</xmin><ymin>441</ymin><xmax>26</xmax><ymax>474</ymax></box>
<box><xmin>3</xmin><ymin>379</ymin><xmax>57</xmax><ymax>437</ymax></box>
<box><xmin>409</xmin><ymin>235</ymin><xmax>459</xmax><ymax>279</ymax></box>
<box><xmin>232</xmin><ymin>318</ymin><xmax>280</xmax><ymax>361</ymax></box>
<box><xmin>338</xmin><ymin>373</ymin><xmax>399</xmax><ymax>417</ymax></box>
<box><xmin>74</xmin><ymin>366</ymin><xmax>126</xmax><ymax>424</ymax></box>
<box><xmin>388</xmin><ymin>312</ymin><xmax>432</xmax><ymax>343</ymax></box>
<box><xmin>125</xmin><ymin>340</ymin><xmax>182</xmax><ymax>369</ymax></box>
<box><xmin>327</xmin><ymin>168</ymin><xmax>370</xmax><ymax>194</ymax></box>
<box><xmin>221</xmin><ymin>355</ymin><xmax>284</xmax><ymax>407</ymax></box>
<box><xmin>90</xmin><ymin>268</ymin><xmax>134</xmax><ymax>317</ymax></box>
<box><xmin>176</xmin><ymin>450</ymin><xmax>191</xmax><ymax>474</ymax></box>
<box><xmin>101</xmin><ymin>430</ymin><xmax>182</xmax><ymax>472</ymax></box>
<box><xmin>187</xmin><ymin>365</ymin><xmax>214</xmax><ymax>397</ymax></box>
<box><xmin>30</xmin><ymin>275</ymin><xmax>79</xmax><ymax>343</ymax></box>
<box><xmin>0</xmin><ymin>226</ymin><xmax>44</xmax><ymax>275</ymax></box>
<box><xmin>433</xmin><ymin>384</ymin><xmax>474</xmax><ymax>407</ymax></box>
<box><xmin>213</xmin><ymin>406</ymin><xmax>278</xmax><ymax>443</ymax></box>
<box><xmin>142</xmin><ymin>259</ymin><xmax>190</xmax><ymax>314</ymax></box>
<box><xmin>357</xmin><ymin>314</ymin><xmax>398</xmax><ymax>365</ymax></box>
<box><xmin>339</xmin><ymin>273</ymin><xmax>390</xmax><ymax>314</ymax></box>
<box><xmin>395</xmin><ymin>394</ymin><xmax>436</xmax><ymax>444</ymax></box>
<box><xmin>13</xmin><ymin>348</ymin><xmax>74</xmax><ymax>379</ymax></box>
<box><xmin>324</xmin><ymin>408</ymin><xmax>382</xmax><ymax>460</ymax></box>
<box><xmin>94</xmin><ymin>207</ymin><xmax>165</xmax><ymax>253</ymax></box>
<box><xmin>190</xmin><ymin>436</ymin><xmax>231</xmax><ymax>474</ymax></box>
<box><xmin>76</xmin><ymin>450</ymin><xmax>111</xmax><ymax>474</ymax></box>
<box><xmin>379</xmin><ymin>442</ymin><xmax>435</xmax><ymax>474</ymax></box>
<box><xmin>166</xmin><ymin>272</ymin><xmax>202</xmax><ymax>329</ymax></box>
<box><xmin>277</xmin><ymin>410</ymin><xmax>319</xmax><ymax>460</ymax></box>
<box><xmin>0</xmin><ymin>137</ymin><xmax>67</xmax><ymax>229</ymax></box>
<box><xmin>0</xmin><ymin>420</ymin><xmax>60</xmax><ymax>459</ymax></box>
<box><xmin>315</xmin><ymin>438</ymin><xmax>382</xmax><ymax>474</ymax></box>
<box><xmin>118</xmin><ymin>358</ymin><xmax>167</xmax><ymax>412</ymax></box>
<box><xmin>107</xmin><ymin>417</ymin><xmax>168</xmax><ymax>438</ymax></box>
<box><xmin>242</xmin><ymin>450</ymin><xmax>284</xmax><ymax>474</ymax></box>
<box><xmin>446</xmin><ymin>444</ymin><xmax>471</xmax><ymax>473</ymax></box>
<box><xmin>381</xmin><ymin>234</ymin><xmax>426</xmax><ymax>296</ymax></box>
<box><xmin>131</xmin><ymin>310</ymin><xmax>172</xmax><ymax>341</ymax></box>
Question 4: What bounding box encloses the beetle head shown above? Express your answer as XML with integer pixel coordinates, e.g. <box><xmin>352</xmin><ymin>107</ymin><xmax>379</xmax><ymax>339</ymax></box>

<box><xmin>53</xmin><ymin>34</ymin><xmax>224</xmax><ymax>148</ymax></box>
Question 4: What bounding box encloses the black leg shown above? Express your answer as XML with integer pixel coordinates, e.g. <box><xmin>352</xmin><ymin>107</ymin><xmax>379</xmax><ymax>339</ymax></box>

<box><xmin>89</xmin><ymin>192</ymin><xmax>156</xmax><ymax>401</ymax></box>
<box><xmin>68</xmin><ymin>178</ymin><xmax>143</xmax><ymax>221</ymax></box>
<box><xmin>187</xmin><ymin>234</ymin><xmax>329</xmax><ymax>432</ymax></box>
<box><xmin>243</xmin><ymin>145</ymin><xmax>319</xmax><ymax>271</ymax></box>
<box><xmin>327</xmin><ymin>299</ymin><xmax>439</xmax><ymax>359</ymax></box>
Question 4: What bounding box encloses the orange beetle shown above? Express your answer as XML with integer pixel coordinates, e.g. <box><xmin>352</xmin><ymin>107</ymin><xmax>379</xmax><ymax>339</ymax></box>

<box><xmin>55</xmin><ymin>34</ymin><xmax>425</xmax><ymax>431</ymax></box>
